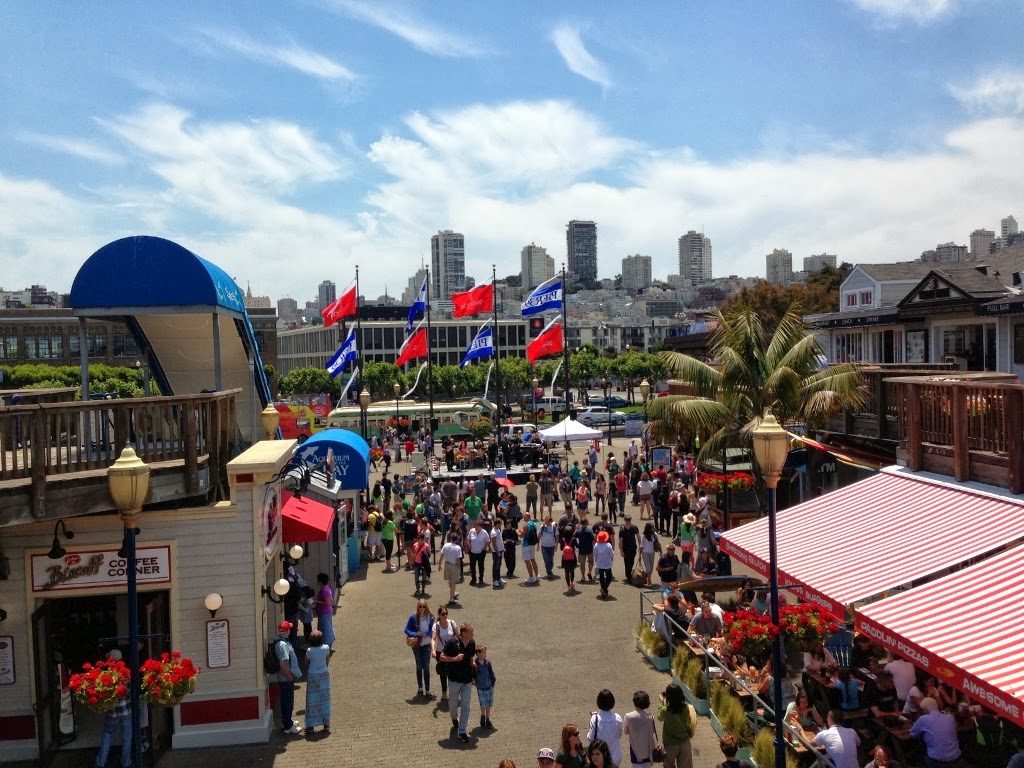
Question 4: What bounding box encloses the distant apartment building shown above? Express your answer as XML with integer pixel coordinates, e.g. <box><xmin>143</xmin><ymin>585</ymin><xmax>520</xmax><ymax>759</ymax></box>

<box><xmin>971</xmin><ymin>229</ymin><xmax>996</xmax><ymax>259</ymax></box>
<box><xmin>678</xmin><ymin>230</ymin><xmax>712</xmax><ymax>284</ymax></box>
<box><xmin>520</xmin><ymin>243</ymin><xmax>555</xmax><ymax>289</ymax></box>
<box><xmin>621</xmin><ymin>253</ymin><xmax>652</xmax><ymax>294</ymax></box>
<box><xmin>244</xmin><ymin>285</ymin><xmax>271</xmax><ymax>309</ymax></box>
<box><xmin>934</xmin><ymin>242</ymin><xmax>968</xmax><ymax>263</ymax></box>
<box><xmin>766</xmin><ymin>248</ymin><xmax>793</xmax><ymax>285</ymax></box>
<box><xmin>431</xmin><ymin>230</ymin><xmax>467</xmax><ymax>299</ymax></box>
<box><xmin>1000</xmin><ymin>215</ymin><xmax>1019</xmax><ymax>250</ymax></box>
<box><xmin>566</xmin><ymin>220</ymin><xmax>598</xmax><ymax>284</ymax></box>
<box><xmin>402</xmin><ymin>267</ymin><xmax>428</xmax><ymax>304</ymax></box>
<box><xmin>1</xmin><ymin>284</ymin><xmax>60</xmax><ymax>309</ymax></box>
<box><xmin>317</xmin><ymin>280</ymin><xmax>336</xmax><ymax>312</ymax></box>
<box><xmin>803</xmin><ymin>253</ymin><xmax>837</xmax><ymax>273</ymax></box>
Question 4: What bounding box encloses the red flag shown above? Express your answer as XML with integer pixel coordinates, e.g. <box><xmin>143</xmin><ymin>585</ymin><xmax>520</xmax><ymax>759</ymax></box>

<box><xmin>321</xmin><ymin>286</ymin><xmax>357</xmax><ymax>327</ymax></box>
<box><xmin>396</xmin><ymin>326</ymin><xmax>428</xmax><ymax>367</ymax></box>
<box><xmin>451</xmin><ymin>283</ymin><xmax>494</xmax><ymax>317</ymax></box>
<box><xmin>527</xmin><ymin>320</ymin><xmax>563</xmax><ymax>364</ymax></box>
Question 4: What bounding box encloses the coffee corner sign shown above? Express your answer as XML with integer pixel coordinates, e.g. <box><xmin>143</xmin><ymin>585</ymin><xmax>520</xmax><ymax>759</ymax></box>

<box><xmin>31</xmin><ymin>546</ymin><xmax>171</xmax><ymax>593</ymax></box>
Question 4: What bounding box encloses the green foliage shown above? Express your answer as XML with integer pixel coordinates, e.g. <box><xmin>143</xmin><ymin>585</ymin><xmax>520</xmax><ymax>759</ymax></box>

<box><xmin>278</xmin><ymin>367</ymin><xmax>337</xmax><ymax>397</ymax></box>
<box><xmin>361</xmin><ymin>360</ymin><xmax>404</xmax><ymax>400</ymax></box>
<box><xmin>672</xmin><ymin>646</ymin><xmax>692</xmax><ymax>679</ymax></box>
<box><xmin>714</xmin><ymin>684</ymin><xmax>753</xmax><ymax>746</ymax></box>
<box><xmin>498</xmin><ymin>356</ymin><xmax>529</xmax><ymax>392</ymax></box>
<box><xmin>467</xmin><ymin>417</ymin><xmax>493</xmax><ymax>439</ymax></box>
<box><xmin>684</xmin><ymin>657</ymin><xmax>709</xmax><ymax>699</ymax></box>
<box><xmin>637</xmin><ymin>622</ymin><xmax>669</xmax><ymax>658</ymax></box>
<box><xmin>721</xmin><ymin>280</ymin><xmax>838</xmax><ymax>335</ymax></box>
<box><xmin>0</xmin><ymin>364</ymin><xmax>144</xmax><ymax>398</ymax></box>
<box><xmin>752</xmin><ymin>728</ymin><xmax>800</xmax><ymax>768</ymax></box>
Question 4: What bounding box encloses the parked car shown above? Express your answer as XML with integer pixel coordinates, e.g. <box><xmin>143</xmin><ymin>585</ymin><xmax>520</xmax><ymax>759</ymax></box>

<box><xmin>590</xmin><ymin>394</ymin><xmax>629</xmax><ymax>408</ymax></box>
<box><xmin>577</xmin><ymin>406</ymin><xmax>627</xmax><ymax>427</ymax></box>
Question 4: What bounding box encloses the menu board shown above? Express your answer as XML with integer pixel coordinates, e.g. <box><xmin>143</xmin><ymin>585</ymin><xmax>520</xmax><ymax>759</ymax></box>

<box><xmin>0</xmin><ymin>636</ymin><xmax>14</xmax><ymax>685</ymax></box>
<box><xmin>206</xmin><ymin>620</ymin><xmax>230</xmax><ymax>669</ymax></box>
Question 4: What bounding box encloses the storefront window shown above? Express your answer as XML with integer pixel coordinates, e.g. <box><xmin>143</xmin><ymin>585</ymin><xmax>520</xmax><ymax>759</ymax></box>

<box><xmin>0</xmin><ymin>335</ymin><xmax>17</xmax><ymax>359</ymax></box>
<box><xmin>1015</xmin><ymin>325</ymin><xmax>1024</xmax><ymax>366</ymax></box>
<box><xmin>25</xmin><ymin>334</ymin><xmax>63</xmax><ymax>359</ymax></box>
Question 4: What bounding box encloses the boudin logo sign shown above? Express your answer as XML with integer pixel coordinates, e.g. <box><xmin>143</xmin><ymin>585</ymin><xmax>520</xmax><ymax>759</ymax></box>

<box><xmin>31</xmin><ymin>546</ymin><xmax>172</xmax><ymax>593</ymax></box>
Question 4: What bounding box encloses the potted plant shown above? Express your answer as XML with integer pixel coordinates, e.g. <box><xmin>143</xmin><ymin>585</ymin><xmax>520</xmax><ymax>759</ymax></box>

<box><xmin>681</xmin><ymin>657</ymin><xmax>710</xmax><ymax>715</ymax></box>
<box><xmin>752</xmin><ymin>728</ymin><xmax>799</xmax><ymax>768</ymax></box>
<box><xmin>709</xmin><ymin>683</ymin><xmax>751</xmax><ymax>748</ymax></box>
<box><xmin>140</xmin><ymin>652</ymin><xmax>201</xmax><ymax>707</ymax></box>
<box><xmin>69</xmin><ymin>657</ymin><xmax>130</xmax><ymax>713</ymax></box>
<box><xmin>634</xmin><ymin>622</ymin><xmax>671</xmax><ymax>671</ymax></box>
<box><xmin>723</xmin><ymin>609</ymin><xmax>779</xmax><ymax>667</ymax></box>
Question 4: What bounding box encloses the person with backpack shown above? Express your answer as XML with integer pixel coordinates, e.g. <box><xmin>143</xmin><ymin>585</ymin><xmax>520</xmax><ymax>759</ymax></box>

<box><xmin>401</xmin><ymin>509</ymin><xmax>420</xmax><ymax>572</ymax></box>
<box><xmin>559</xmin><ymin>474</ymin><xmax>575</xmax><ymax>514</ymax></box>
<box><xmin>539</xmin><ymin>515</ymin><xmax>559</xmax><ymax>579</ymax></box>
<box><xmin>366</xmin><ymin>506</ymin><xmax>384</xmax><ymax>562</ymax></box>
<box><xmin>412</xmin><ymin>531</ymin><xmax>432</xmax><ymax>597</ymax></box>
<box><xmin>560</xmin><ymin>526</ymin><xmax>578</xmax><ymax>594</ymax></box>
<box><xmin>273</xmin><ymin>620</ymin><xmax>303</xmax><ymax>735</ymax></box>
<box><xmin>658</xmin><ymin>683</ymin><xmax>696</xmax><ymax>768</ymax></box>
<box><xmin>519</xmin><ymin>511</ymin><xmax>540</xmax><ymax>584</ymax></box>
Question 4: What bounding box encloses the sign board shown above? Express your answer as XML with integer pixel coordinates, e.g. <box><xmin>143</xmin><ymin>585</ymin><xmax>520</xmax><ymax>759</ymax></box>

<box><xmin>31</xmin><ymin>546</ymin><xmax>171</xmax><ymax>593</ymax></box>
<box><xmin>624</xmin><ymin>413</ymin><xmax>645</xmax><ymax>437</ymax></box>
<box><xmin>206</xmin><ymin>620</ymin><xmax>230</xmax><ymax>669</ymax></box>
<box><xmin>0</xmin><ymin>636</ymin><xmax>14</xmax><ymax>684</ymax></box>
<box><xmin>262</xmin><ymin>485</ymin><xmax>281</xmax><ymax>562</ymax></box>
<box><xmin>651</xmin><ymin>446</ymin><xmax>672</xmax><ymax>467</ymax></box>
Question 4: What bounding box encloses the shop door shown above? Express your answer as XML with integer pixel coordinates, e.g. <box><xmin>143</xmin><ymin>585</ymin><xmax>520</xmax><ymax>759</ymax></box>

<box><xmin>142</xmin><ymin>592</ymin><xmax>173</xmax><ymax>760</ymax></box>
<box><xmin>32</xmin><ymin>602</ymin><xmax>59</xmax><ymax>766</ymax></box>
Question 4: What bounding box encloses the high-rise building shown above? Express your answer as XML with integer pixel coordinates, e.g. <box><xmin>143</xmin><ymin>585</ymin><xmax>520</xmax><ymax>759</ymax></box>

<box><xmin>766</xmin><ymin>248</ymin><xmax>793</xmax><ymax>285</ymax></box>
<box><xmin>244</xmin><ymin>284</ymin><xmax>271</xmax><ymax>309</ymax></box>
<box><xmin>402</xmin><ymin>267</ymin><xmax>428</xmax><ymax>304</ymax></box>
<box><xmin>520</xmin><ymin>244</ymin><xmax>555</xmax><ymax>289</ymax></box>
<box><xmin>317</xmin><ymin>280</ymin><xmax>336</xmax><ymax>312</ymax></box>
<box><xmin>621</xmin><ymin>254</ymin><xmax>652</xmax><ymax>294</ymax></box>
<box><xmin>934</xmin><ymin>242</ymin><xmax>968</xmax><ymax>263</ymax></box>
<box><xmin>1001</xmin><ymin>215</ymin><xmax>1018</xmax><ymax>239</ymax></box>
<box><xmin>970</xmin><ymin>229</ymin><xmax>995</xmax><ymax>259</ymax></box>
<box><xmin>678</xmin><ymin>231</ymin><xmax>712</xmax><ymax>284</ymax></box>
<box><xmin>803</xmin><ymin>253</ymin><xmax>837</xmax><ymax>273</ymax></box>
<box><xmin>431</xmin><ymin>230</ymin><xmax>466</xmax><ymax>299</ymax></box>
<box><xmin>566</xmin><ymin>220</ymin><xmax>598</xmax><ymax>284</ymax></box>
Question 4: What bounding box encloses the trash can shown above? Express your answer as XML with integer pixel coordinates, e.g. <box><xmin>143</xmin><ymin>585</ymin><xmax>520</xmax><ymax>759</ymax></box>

<box><xmin>347</xmin><ymin>536</ymin><xmax>360</xmax><ymax>573</ymax></box>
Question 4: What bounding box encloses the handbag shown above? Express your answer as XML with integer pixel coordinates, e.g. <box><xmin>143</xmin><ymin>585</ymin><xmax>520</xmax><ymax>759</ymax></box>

<box><xmin>406</xmin><ymin>635</ymin><xmax>418</xmax><ymax>647</ymax></box>
<box><xmin>631</xmin><ymin>563</ymin><xmax>648</xmax><ymax>587</ymax></box>
<box><xmin>651</xmin><ymin>713</ymin><xmax>666</xmax><ymax>763</ymax></box>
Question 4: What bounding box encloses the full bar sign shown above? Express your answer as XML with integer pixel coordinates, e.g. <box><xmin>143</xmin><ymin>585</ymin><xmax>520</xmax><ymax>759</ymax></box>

<box><xmin>31</xmin><ymin>546</ymin><xmax>172</xmax><ymax>592</ymax></box>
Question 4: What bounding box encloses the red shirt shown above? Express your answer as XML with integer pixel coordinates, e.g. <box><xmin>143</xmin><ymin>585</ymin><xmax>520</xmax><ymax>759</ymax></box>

<box><xmin>614</xmin><ymin>474</ymin><xmax>628</xmax><ymax>493</ymax></box>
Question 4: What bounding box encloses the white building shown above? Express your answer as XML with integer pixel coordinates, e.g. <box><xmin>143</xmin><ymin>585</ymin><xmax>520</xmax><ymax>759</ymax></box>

<box><xmin>934</xmin><ymin>242</ymin><xmax>968</xmax><ymax>263</ymax></box>
<box><xmin>621</xmin><ymin>253</ymin><xmax>652</xmax><ymax>294</ymax></box>
<box><xmin>402</xmin><ymin>267</ymin><xmax>428</xmax><ymax>304</ymax></box>
<box><xmin>317</xmin><ymin>280</ymin><xmax>336</xmax><ymax>312</ymax></box>
<box><xmin>766</xmin><ymin>248</ymin><xmax>793</xmax><ymax>285</ymax></box>
<box><xmin>431</xmin><ymin>230</ymin><xmax>466</xmax><ymax>299</ymax></box>
<box><xmin>971</xmin><ymin>229</ymin><xmax>995</xmax><ymax>260</ymax></box>
<box><xmin>678</xmin><ymin>231</ymin><xmax>712</xmax><ymax>284</ymax></box>
<box><xmin>520</xmin><ymin>243</ymin><xmax>555</xmax><ymax>290</ymax></box>
<box><xmin>803</xmin><ymin>253</ymin><xmax>837</xmax><ymax>273</ymax></box>
<box><xmin>1000</xmin><ymin>215</ymin><xmax>1019</xmax><ymax>249</ymax></box>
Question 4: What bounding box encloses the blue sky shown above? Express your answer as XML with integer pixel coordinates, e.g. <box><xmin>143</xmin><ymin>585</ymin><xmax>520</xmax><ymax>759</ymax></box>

<box><xmin>2</xmin><ymin>0</ymin><xmax>1024</xmax><ymax>303</ymax></box>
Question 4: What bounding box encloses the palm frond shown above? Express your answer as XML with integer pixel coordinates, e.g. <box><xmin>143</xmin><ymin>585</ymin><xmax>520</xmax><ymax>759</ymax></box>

<box><xmin>646</xmin><ymin>396</ymin><xmax>731</xmax><ymax>445</ymax></box>
<box><xmin>657</xmin><ymin>352</ymin><xmax>722</xmax><ymax>398</ymax></box>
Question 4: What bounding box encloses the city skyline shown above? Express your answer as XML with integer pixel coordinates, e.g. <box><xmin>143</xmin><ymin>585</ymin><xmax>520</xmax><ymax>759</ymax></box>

<box><xmin>2</xmin><ymin>2</ymin><xmax>1024</xmax><ymax>299</ymax></box>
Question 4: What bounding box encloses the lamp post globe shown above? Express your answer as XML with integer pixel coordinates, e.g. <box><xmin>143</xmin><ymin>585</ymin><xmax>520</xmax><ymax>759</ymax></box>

<box><xmin>358</xmin><ymin>388</ymin><xmax>371</xmax><ymax>441</ymax></box>
<box><xmin>204</xmin><ymin>592</ymin><xmax>223</xmax><ymax>618</ymax></box>
<box><xmin>289</xmin><ymin>544</ymin><xmax>304</xmax><ymax>560</ymax></box>
<box><xmin>532</xmin><ymin>377</ymin><xmax>539</xmax><ymax>429</ymax></box>
<box><xmin>260</xmin><ymin>403</ymin><xmax>281</xmax><ymax>440</ymax></box>
<box><xmin>273</xmin><ymin>578</ymin><xmax>291</xmax><ymax>597</ymax></box>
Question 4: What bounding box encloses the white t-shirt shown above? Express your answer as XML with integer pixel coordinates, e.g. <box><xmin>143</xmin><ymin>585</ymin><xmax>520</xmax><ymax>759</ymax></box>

<box><xmin>594</xmin><ymin>542</ymin><xmax>615</xmax><ymax>570</ymax></box>
<box><xmin>637</xmin><ymin>480</ymin><xmax>653</xmax><ymax>496</ymax></box>
<box><xmin>814</xmin><ymin>725</ymin><xmax>860</xmax><ymax>768</ymax></box>
<box><xmin>441</xmin><ymin>542</ymin><xmax>463</xmax><ymax>564</ymax></box>
<box><xmin>490</xmin><ymin>528</ymin><xmax>505</xmax><ymax>553</ymax></box>
<box><xmin>468</xmin><ymin>528</ymin><xmax>489</xmax><ymax>554</ymax></box>
<box><xmin>886</xmin><ymin>659</ymin><xmax>917</xmax><ymax>701</ymax></box>
<box><xmin>588</xmin><ymin>710</ymin><xmax>624</xmax><ymax>766</ymax></box>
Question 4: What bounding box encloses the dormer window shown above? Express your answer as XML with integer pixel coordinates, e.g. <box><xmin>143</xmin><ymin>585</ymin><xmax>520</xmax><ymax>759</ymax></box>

<box><xmin>846</xmin><ymin>293</ymin><xmax>857</xmax><ymax>307</ymax></box>
<box><xmin>860</xmin><ymin>291</ymin><xmax>872</xmax><ymax>305</ymax></box>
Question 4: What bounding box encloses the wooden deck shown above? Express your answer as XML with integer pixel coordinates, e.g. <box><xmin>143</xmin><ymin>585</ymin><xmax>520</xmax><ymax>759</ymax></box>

<box><xmin>0</xmin><ymin>390</ymin><xmax>239</xmax><ymax>526</ymax></box>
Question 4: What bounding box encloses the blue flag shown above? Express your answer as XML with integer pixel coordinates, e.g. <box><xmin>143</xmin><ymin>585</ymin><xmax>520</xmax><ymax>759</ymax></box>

<box><xmin>521</xmin><ymin>276</ymin><xmax>562</xmax><ymax>316</ymax></box>
<box><xmin>406</xmin><ymin>275</ymin><xmax>428</xmax><ymax>334</ymax></box>
<box><xmin>325</xmin><ymin>328</ymin><xmax>358</xmax><ymax>378</ymax></box>
<box><xmin>460</xmin><ymin>325</ymin><xmax>493</xmax><ymax>368</ymax></box>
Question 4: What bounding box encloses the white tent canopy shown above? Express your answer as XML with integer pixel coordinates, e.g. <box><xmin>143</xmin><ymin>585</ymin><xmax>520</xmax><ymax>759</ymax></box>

<box><xmin>538</xmin><ymin>417</ymin><xmax>602</xmax><ymax>442</ymax></box>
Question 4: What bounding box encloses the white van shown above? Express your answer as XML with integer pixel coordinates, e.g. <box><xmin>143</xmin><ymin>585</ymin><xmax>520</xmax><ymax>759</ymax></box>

<box><xmin>534</xmin><ymin>396</ymin><xmax>566</xmax><ymax>415</ymax></box>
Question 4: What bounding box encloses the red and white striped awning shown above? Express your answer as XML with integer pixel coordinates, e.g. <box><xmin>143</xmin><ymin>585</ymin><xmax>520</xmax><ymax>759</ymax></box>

<box><xmin>856</xmin><ymin>544</ymin><xmax>1024</xmax><ymax>728</ymax></box>
<box><xmin>720</xmin><ymin>468</ymin><xmax>1024</xmax><ymax>616</ymax></box>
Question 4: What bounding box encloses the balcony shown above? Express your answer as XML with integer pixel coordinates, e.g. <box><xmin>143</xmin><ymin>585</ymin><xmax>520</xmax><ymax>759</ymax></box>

<box><xmin>893</xmin><ymin>375</ymin><xmax>1024</xmax><ymax>493</ymax></box>
<box><xmin>0</xmin><ymin>389</ymin><xmax>239</xmax><ymax>527</ymax></box>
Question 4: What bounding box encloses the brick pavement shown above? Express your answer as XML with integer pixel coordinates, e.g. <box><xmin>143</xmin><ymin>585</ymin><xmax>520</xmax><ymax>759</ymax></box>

<box><xmin>153</xmin><ymin>459</ymin><xmax>734</xmax><ymax>768</ymax></box>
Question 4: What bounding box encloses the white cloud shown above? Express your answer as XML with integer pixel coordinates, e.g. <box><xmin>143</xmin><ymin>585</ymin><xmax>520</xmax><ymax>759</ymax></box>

<box><xmin>321</xmin><ymin>0</ymin><xmax>487</xmax><ymax>57</ymax></box>
<box><xmin>4</xmin><ymin>100</ymin><xmax>1024</xmax><ymax>304</ymax></box>
<box><xmin>195</xmin><ymin>27</ymin><xmax>357</xmax><ymax>81</ymax></box>
<box><xmin>550</xmin><ymin>23</ymin><xmax>611</xmax><ymax>88</ymax></box>
<box><xmin>18</xmin><ymin>133</ymin><xmax>125</xmax><ymax>165</ymax></box>
<box><xmin>949</xmin><ymin>69</ymin><xmax>1024</xmax><ymax>116</ymax></box>
<box><xmin>849</xmin><ymin>0</ymin><xmax>960</xmax><ymax>24</ymax></box>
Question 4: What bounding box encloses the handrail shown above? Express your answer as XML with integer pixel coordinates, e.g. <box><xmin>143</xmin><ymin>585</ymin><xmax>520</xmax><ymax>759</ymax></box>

<box><xmin>640</xmin><ymin>590</ymin><xmax>835</xmax><ymax>767</ymax></box>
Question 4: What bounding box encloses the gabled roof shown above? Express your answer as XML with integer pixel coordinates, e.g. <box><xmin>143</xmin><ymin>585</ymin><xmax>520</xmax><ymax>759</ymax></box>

<box><xmin>898</xmin><ymin>266</ymin><xmax>1012</xmax><ymax>309</ymax></box>
<box><xmin>854</xmin><ymin>262</ymin><xmax>934</xmax><ymax>282</ymax></box>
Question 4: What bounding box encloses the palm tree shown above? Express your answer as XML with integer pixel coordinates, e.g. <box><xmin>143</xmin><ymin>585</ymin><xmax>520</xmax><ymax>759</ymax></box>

<box><xmin>647</xmin><ymin>304</ymin><xmax>865</xmax><ymax>465</ymax></box>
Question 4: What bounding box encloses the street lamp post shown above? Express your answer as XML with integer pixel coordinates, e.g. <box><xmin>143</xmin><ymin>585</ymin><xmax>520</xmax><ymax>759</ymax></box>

<box><xmin>639</xmin><ymin>379</ymin><xmax>651</xmax><ymax>454</ymax></box>
<box><xmin>359</xmin><ymin>388</ymin><xmax>371</xmax><ymax>442</ymax></box>
<box><xmin>751</xmin><ymin>409</ymin><xmax>791</xmax><ymax>768</ymax></box>
<box><xmin>531</xmin><ymin>376</ymin><xmax>539</xmax><ymax>431</ymax></box>
<box><xmin>601</xmin><ymin>377</ymin><xmax>612</xmax><ymax>446</ymax></box>
<box><xmin>393</xmin><ymin>381</ymin><xmax>401</xmax><ymax>436</ymax></box>
<box><xmin>107</xmin><ymin>443</ymin><xmax>151</xmax><ymax>768</ymax></box>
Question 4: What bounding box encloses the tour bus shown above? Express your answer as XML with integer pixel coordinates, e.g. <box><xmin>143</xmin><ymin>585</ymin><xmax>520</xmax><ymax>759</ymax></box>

<box><xmin>326</xmin><ymin>397</ymin><xmax>493</xmax><ymax>436</ymax></box>
<box><xmin>274</xmin><ymin>393</ymin><xmax>332</xmax><ymax>441</ymax></box>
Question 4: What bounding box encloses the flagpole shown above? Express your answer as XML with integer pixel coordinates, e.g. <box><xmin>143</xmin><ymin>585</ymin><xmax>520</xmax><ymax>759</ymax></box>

<box><xmin>492</xmin><ymin>264</ymin><xmax>502</xmax><ymax>444</ymax></box>
<box><xmin>561</xmin><ymin>264</ymin><xmax>572</xmax><ymax>419</ymax></box>
<box><xmin>425</xmin><ymin>269</ymin><xmax>435</xmax><ymax>431</ymax></box>
<box><xmin>356</xmin><ymin>266</ymin><xmax>366</xmax><ymax>436</ymax></box>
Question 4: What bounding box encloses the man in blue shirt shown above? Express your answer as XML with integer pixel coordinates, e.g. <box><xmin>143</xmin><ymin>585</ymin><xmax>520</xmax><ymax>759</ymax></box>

<box><xmin>275</xmin><ymin>621</ymin><xmax>303</xmax><ymax>734</ymax></box>
<box><xmin>908</xmin><ymin>697</ymin><xmax>961</xmax><ymax>768</ymax></box>
<box><xmin>94</xmin><ymin>650</ymin><xmax>132</xmax><ymax>768</ymax></box>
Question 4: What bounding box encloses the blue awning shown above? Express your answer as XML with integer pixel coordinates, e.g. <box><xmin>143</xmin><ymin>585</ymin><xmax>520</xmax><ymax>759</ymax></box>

<box><xmin>69</xmin><ymin>235</ymin><xmax>246</xmax><ymax>314</ymax></box>
<box><xmin>293</xmin><ymin>430</ymin><xmax>370</xmax><ymax>491</ymax></box>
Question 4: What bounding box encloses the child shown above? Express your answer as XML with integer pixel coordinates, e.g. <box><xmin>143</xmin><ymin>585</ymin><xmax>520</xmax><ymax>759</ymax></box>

<box><xmin>298</xmin><ymin>586</ymin><xmax>315</xmax><ymax>643</ymax></box>
<box><xmin>473</xmin><ymin>646</ymin><xmax>497</xmax><ymax>729</ymax></box>
<box><xmin>836</xmin><ymin>667</ymin><xmax>860</xmax><ymax>712</ymax></box>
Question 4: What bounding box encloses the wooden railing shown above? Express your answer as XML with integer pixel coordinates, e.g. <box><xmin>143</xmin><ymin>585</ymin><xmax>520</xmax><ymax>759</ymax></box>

<box><xmin>895</xmin><ymin>377</ymin><xmax>1024</xmax><ymax>493</ymax></box>
<box><xmin>0</xmin><ymin>390</ymin><xmax>239</xmax><ymax>519</ymax></box>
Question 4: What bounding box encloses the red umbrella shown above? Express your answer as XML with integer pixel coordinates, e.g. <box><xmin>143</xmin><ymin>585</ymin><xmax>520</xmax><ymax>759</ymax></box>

<box><xmin>495</xmin><ymin>477</ymin><xmax>516</xmax><ymax>489</ymax></box>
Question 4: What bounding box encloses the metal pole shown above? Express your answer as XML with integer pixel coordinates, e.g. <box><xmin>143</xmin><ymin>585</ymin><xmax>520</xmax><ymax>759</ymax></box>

<box><xmin>492</xmin><ymin>265</ymin><xmax>502</xmax><ymax>443</ymax></box>
<box><xmin>605</xmin><ymin>381</ymin><xmax>611</xmax><ymax>446</ymax></box>
<box><xmin>723</xmin><ymin>448</ymin><xmax>731</xmax><ymax>530</ymax></box>
<box><xmin>356</xmin><ymin>266</ymin><xmax>363</xmax><ymax>411</ymax></box>
<box><xmin>767</xmin><ymin>479</ymin><xmax>786</xmax><ymax>768</ymax></box>
<box><xmin>212</xmin><ymin>312</ymin><xmax>222</xmax><ymax>390</ymax></box>
<box><xmin>126</xmin><ymin>524</ymin><xmax>143</xmax><ymax>768</ymax></box>
<box><xmin>425</xmin><ymin>268</ymin><xmax>435</xmax><ymax>430</ymax></box>
<box><xmin>561</xmin><ymin>265</ymin><xmax>571</xmax><ymax>417</ymax></box>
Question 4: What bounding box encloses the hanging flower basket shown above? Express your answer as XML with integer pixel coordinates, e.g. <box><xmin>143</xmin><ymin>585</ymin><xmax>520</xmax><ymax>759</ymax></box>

<box><xmin>723</xmin><ymin>604</ymin><xmax>840</xmax><ymax>666</ymax></box>
<box><xmin>69</xmin><ymin>658</ymin><xmax>130</xmax><ymax>714</ymax></box>
<box><xmin>140</xmin><ymin>652</ymin><xmax>201</xmax><ymax>708</ymax></box>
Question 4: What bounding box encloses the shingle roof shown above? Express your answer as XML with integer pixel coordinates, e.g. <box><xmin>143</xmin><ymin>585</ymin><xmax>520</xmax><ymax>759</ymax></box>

<box><xmin>855</xmin><ymin>262</ymin><xmax>935</xmax><ymax>281</ymax></box>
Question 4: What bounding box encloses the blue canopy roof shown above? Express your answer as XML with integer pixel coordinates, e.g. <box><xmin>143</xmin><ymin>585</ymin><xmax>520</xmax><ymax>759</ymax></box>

<box><xmin>293</xmin><ymin>430</ymin><xmax>370</xmax><ymax>491</ymax></box>
<box><xmin>69</xmin><ymin>235</ymin><xmax>246</xmax><ymax>313</ymax></box>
